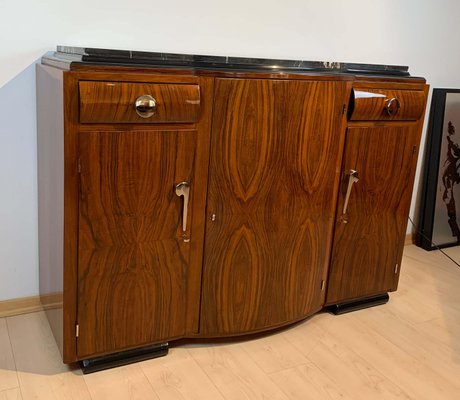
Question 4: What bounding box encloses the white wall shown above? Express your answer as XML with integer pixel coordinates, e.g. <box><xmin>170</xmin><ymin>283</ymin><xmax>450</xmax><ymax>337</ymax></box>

<box><xmin>1</xmin><ymin>0</ymin><xmax>460</xmax><ymax>300</ymax></box>
<box><xmin>0</xmin><ymin>63</ymin><xmax>38</xmax><ymax>300</ymax></box>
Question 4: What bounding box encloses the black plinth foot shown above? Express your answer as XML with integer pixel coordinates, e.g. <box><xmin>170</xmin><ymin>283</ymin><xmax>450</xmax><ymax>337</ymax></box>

<box><xmin>80</xmin><ymin>342</ymin><xmax>169</xmax><ymax>374</ymax></box>
<box><xmin>327</xmin><ymin>293</ymin><xmax>389</xmax><ymax>315</ymax></box>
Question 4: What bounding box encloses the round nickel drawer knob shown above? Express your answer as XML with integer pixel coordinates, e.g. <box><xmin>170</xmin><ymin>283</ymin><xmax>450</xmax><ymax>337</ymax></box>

<box><xmin>134</xmin><ymin>95</ymin><xmax>157</xmax><ymax>118</ymax></box>
<box><xmin>385</xmin><ymin>97</ymin><xmax>401</xmax><ymax>117</ymax></box>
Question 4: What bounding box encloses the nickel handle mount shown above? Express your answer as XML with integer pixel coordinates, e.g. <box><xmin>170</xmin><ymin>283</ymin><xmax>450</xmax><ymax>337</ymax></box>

<box><xmin>175</xmin><ymin>181</ymin><xmax>191</xmax><ymax>242</ymax></box>
<box><xmin>342</xmin><ymin>169</ymin><xmax>359</xmax><ymax>216</ymax></box>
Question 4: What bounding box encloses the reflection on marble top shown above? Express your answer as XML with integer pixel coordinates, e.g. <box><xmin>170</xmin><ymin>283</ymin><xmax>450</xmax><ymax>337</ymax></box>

<box><xmin>42</xmin><ymin>46</ymin><xmax>411</xmax><ymax>77</ymax></box>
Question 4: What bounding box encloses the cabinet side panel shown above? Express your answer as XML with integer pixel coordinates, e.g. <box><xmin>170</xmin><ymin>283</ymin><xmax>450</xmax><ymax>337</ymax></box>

<box><xmin>37</xmin><ymin>65</ymin><xmax>64</xmax><ymax>356</ymax></box>
<box><xmin>62</xmin><ymin>72</ymin><xmax>82</xmax><ymax>363</ymax></box>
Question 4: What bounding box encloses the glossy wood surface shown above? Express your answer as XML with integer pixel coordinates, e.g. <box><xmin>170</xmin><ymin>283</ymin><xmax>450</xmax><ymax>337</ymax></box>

<box><xmin>79</xmin><ymin>81</ymin><xmax>200</xmax><ymax>123</ymax></box>
<box><xmin>326</xmin><ymin>125</ymin><xmax>420</xmax><ymax>304</ymax></box>
<box><xmin>62</xmin><ymin>71</ymin><xmax>80</xmax><ymax>363</ymax></box>
<box><xmin>350</xmin><ymin>88</ymin><xmax>425</xmax><ymax>121</ymax></box>
<box><xmin>37</xmin><ymin>60</ymin><xmax>429</xmax><ymax>364</ymax></box>
<box><xmin>201</xmin><ymin>78</ymin><xmax>347</xmax><ymax>335</ymax></box>
<box><xmin>77</xmin><ymin>129</ymin><xmax>196</xmax><ymax>358</ymax></box>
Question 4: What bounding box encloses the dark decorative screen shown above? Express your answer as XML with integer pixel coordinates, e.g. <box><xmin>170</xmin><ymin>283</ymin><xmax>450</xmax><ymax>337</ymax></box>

<box><xmin>417</xmin><ymin>89</ymin><xmax>460</xmax><ymax>249</ymax></box>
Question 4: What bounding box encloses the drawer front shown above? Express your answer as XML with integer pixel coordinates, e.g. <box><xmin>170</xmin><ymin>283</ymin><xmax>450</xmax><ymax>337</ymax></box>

<box><xmin>350</xmin><ymin>88</ymin><xmax>425</xmax><ymax>121</ymax></box>
<box><xmin>79</xmin><ymin>81</ymin><xmax>200</xmax><ymax>123</ymax></box>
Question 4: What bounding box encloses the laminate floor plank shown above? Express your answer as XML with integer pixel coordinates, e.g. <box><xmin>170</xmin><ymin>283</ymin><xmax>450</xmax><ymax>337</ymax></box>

<box><xmin>414</xmin><ymin>316</ymin><xmax>460</xmax><ymax>352</ymax></box>
<box><xmin>188</xmin><ymin>343</ymin><xmax>290</xmax><ymax>400</ymax></box>
<box><xmin>0</xmin><ymin>388</ymin><xmax>22</xmax><ymax>400</ymax></box>
<box><xmin>139</xmin><ymin>347</ymin><xmax>225</xmax><ymax>400</ymax></box>
<box><xmin>3</xmin><ymin>245</ymin><xmax>460</xmax><ymax>400</ymax></box>
<box><xmin>323</xmin><ymin>313</ymin><xmax>460</xmax><ymax>400</ymax></box>
<box><xmin>437</xmin><ymin>245</ymin><xmax>460</xmax><ymax>263</ymax></box>
<box><xmin>307</xmin><ymin>333</ymin><xmax>414</xmax><ymax>400</ymax></box>
<box><xmin>353</xmin><ymin>305</ymin><xmax>460</xmax><ymax>386</ymax></box>
<box><xmin>0</xmin><ymin>318</ymin><xmax>18</xmax><ymax>392</ymax></box>
<box><xmin>403</xmin><ymin>247</ymin><xmax>460</xmax><ymax>298</ymax></box>
<box><xmin>280</xmin><ymin>312</ymin><xmax>333</xmax><ymax>358</ymax></box>
<box><xmin>382</xmin><ymin>286</ymin><xmax>444</xmax><ymax>324</ymax></box>
<box><xmin>6</xmin><ymin>312</ymin><xmax>91</xmax><ymax>400</ymax></box>
<box><xmin>237</xmin><ymin>331</ymin><xmax>310</xmax><ymax>374</ymax></box>
<box><xmin>269</xmin><ymin>362</ymin><xmax>355</xmax><ymax>400</ymax></box>
<box><xmin>402</xmin><ymin>246</ymin><xmax>460</xmax><ymax>291</ymax></box>
<box><xmin>83</xmin><ymin>363</ymin><xmax>159</xmax><ymax>400</ymax></box>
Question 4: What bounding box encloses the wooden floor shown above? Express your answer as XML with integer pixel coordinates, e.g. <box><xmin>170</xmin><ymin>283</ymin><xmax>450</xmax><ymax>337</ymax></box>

<box><xmin>1</xmin><ymin>244</ymin><xmax>460</xmax><ymax>400</ymax></box>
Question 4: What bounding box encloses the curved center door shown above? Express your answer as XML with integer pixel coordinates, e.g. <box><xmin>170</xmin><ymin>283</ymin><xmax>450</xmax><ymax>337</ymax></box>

<box><xmin>200</xmin><ymin>78</ymin><xmax>348</xmax><ymax>335</ymax></box>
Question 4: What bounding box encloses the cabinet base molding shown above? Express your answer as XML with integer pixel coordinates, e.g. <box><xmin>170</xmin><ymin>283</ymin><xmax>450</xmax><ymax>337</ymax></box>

<box><xmin>81</xmin><ymin>342</ymin><xmax>169</xmax><ymax>374</ymax></box>
<box><xmin>0</xmin><ymin>293</ymin><xmax>63</xmax><ymax>318</ymax></box>
<box><xmin>326</xmin><ymin>293</ymin><xmax>389</xmax><ymax>315</ymax></box>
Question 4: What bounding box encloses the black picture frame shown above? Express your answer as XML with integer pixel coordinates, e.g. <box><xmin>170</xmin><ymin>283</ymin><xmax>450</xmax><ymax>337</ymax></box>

<box><xmin>417</xmin><ymin>89</ymin><xmax>460</xmax><ymax>250</ymax></box>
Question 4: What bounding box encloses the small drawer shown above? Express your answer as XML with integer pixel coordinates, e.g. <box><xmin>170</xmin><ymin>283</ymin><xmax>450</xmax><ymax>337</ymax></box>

<box><xmin>79</xmin><ymin>81</ymin><xmax>200</xmax><ymax>123</ymax></box>
<box><xmin>350</xmin><ymin>88</ymin><xmax>425</xmax><ymax>121</ymax></box>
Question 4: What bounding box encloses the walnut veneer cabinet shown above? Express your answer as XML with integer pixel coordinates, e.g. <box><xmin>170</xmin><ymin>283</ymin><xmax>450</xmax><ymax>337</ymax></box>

<box><xmin>37</xmin><ymin>47</ymin><xmax>428</xmax><ymax>372</ymax></box>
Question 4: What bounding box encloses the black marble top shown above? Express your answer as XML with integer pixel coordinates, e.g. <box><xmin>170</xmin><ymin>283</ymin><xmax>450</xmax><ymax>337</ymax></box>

<box><xmin>42</xmin><ymin>46</ymin><xmax>412</xmax><ymax>77</ymax></box>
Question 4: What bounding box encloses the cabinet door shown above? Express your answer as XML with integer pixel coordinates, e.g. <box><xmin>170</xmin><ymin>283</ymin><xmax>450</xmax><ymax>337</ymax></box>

<box><xmin>77</xmin><ymin>130</ymin><xmax>195</xmax><ymax>358</ymax></box>
<box><xmin>201</xmin><ymin>78</ymin><xmax>347</xmax><ymax>335</ymax></box>
<box><xmin>326</xmin><ymin>126</ymin><xmax>419</xmax><ymax>304</ymax></box>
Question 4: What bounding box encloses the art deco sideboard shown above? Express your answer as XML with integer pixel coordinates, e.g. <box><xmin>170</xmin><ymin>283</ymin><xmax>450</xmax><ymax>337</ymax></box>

<box><xmin>37</xmin><ymin>46</ymin><xmax>428</xmax><ymax>372</ymax></box>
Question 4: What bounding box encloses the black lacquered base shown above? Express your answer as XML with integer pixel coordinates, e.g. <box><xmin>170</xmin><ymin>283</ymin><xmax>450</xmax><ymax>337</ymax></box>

<box><xmin>80</xmin><ymin>342</ymin><xmax>169</xmax><ymax>374</ymax></box>
<box><xmin>327</xmin><ymin>293</ymin><xmax>389</xmax><ymax>315</ymax></box>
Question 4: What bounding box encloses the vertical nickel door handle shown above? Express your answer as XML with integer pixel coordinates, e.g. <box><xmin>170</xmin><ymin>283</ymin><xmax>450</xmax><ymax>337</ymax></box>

<box><xmin>342</xmin><ymin>170</ymin><xmax>359</xmax><ymax>215</ymax></box>
<box><xmin>175</xmin><ymin>181</ymin><xmax>190</xmax><ymax>241</ymax></box>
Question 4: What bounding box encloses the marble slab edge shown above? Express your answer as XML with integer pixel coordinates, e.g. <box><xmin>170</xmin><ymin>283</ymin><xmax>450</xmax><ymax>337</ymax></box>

<box><xmin>41</xmin><ymin>46</ymin><xmax>412</xmax><ymax>77</ymax></box>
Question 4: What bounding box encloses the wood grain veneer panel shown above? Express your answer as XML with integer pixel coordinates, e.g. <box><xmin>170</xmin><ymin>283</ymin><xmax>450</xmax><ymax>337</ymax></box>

<box><xmin>77</xmin><ymin>130</ymin><xmax>196</xmax><ymax>358</ymax></box>
<box><xmin>350</xmin><ymin>88</ymin><xmax>425</xmax><ymax>121</ymax></box>
<box><xmin>200</xmin><ymin>78</ymin><xmax>348</xmax><ymax>335</ymax></box>
<box><xmin>326</xmin><ymin>126</ymin><xmax>420</xmax><ymax>304</ymax></box>
<box><xmin>79</xmin><ymin>81</ymin><xmax>200</xmax><ymax>123</ymax></box>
